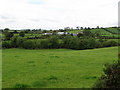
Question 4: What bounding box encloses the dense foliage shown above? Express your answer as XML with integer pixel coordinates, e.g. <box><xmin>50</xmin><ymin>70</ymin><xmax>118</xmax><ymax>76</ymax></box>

<box><xmin>93</xmin><ymin>60</ymin><xmax>120</xmax><ymax>88</ymax></box>
<box><xmin>2</xmin><ymin>35</ymin><xmax>118</xmax><ymax>50</ymax></box>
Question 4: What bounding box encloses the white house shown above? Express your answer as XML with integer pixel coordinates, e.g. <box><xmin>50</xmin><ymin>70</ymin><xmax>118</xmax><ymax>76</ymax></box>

<box><xmin>57</xmin><ymin>32</ymin><xmax>70</xmax><ymax>35</ymax></box>
<box><xmin>43</xmin><ymin>33</ymin><xmax>52</xmax><ymax>35</ymax></box>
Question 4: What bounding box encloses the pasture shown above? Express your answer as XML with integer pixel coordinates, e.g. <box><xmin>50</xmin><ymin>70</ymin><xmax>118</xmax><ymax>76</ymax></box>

<box><xmin>2</xmin><ymin>47</ymin><xmax>118</xmax><ymax>88</ymax></box>
<box><xmin>67</xmin><ymin>30</ymin><xmax>83</xmax><ymax>34</ymax></box>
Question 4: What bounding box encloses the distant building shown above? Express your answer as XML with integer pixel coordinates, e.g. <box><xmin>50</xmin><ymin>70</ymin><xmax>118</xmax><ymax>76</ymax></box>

<box><xmin>43</xmin><ymin>33</ymin><xmax>52</xmax><ymax>35</ymax></box>
<box><xmin>57</xmin><ymin>32</ymin><xmax>65</xmax><ymax>35</ymax></box>
<box><xmin>57</xmin><ymin>32</ymin><xmax>69</xmax><ymax>35</ymax></box>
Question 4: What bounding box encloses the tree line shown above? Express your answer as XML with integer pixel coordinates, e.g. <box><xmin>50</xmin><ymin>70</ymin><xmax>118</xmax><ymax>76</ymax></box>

<box><xmin>2</xmin><ymin>35</ymin><xmax>118</xmax><ymax>50</ymax></box>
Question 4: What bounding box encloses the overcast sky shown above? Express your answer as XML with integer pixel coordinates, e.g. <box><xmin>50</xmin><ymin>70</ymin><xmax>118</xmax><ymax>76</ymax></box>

<box><xmin>0</xmin><ymin>0</ymin><xmax>119</xmax><ymax>29</ymax></box>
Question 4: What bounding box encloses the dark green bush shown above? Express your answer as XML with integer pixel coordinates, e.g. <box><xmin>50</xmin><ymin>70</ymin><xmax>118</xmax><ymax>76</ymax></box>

<box><xmin>22</xmin><ymin>40</ymin><xmax>35</xmax><ymax>49</ymax></box>
<box><xmin>11</xmin><ymin>36</ymin><xmax>26</xmax><ymax>48</ymax></box>
<box><xmin>14</xmin><ymin>83</ymin><xmax>30</xmax><ymax>88</ymax></box>
<box><xmin>2</xmin><ymin>41</ymin><xmax>12</xmax><ymax>48</ymax></box>
<box><xmin>93</xmin><ymin>61</ymin><xmax>120</xmax><ymax>88</ymax></box>
<box><xmin>49</xmin><ymin>36</ymin><xmax>60</xmax><ymax>48</ymax></box>
<box><xmin>19</xmin><ymin>31</ymin><xmax>25</xmax><ymax>37</ymax></box>
<box><xmin>103</xmin><ymin>40</ymin><xmax>117</xmax><ymax>47</ymax></box>
<box><xmin>4</xmin><ymin>32</ymin><xmax>14</xmax><ymax>40</ymax></box>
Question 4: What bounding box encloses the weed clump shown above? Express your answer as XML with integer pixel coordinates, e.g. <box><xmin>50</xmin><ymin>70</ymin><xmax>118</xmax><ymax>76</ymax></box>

<box><xmin>47</xmin><ymin>75</ymin><xmax>58</xmax><ymax>81</ymax></box>
<box><xmin>13</xmin><ymin>83</ymin><xmax>30</xmax><ymax>88</ymax></box>
<box><xmin>32</xmin><ymin>81</ymin><xmax>47</xmax><ymax>87</ymax></box>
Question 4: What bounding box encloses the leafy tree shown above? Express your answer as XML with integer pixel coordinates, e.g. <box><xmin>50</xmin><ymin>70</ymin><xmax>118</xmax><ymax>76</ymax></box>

<box><xmin>11</xmin><ymin>36</ymin><xmax>18</xmax><ymax>48</ymax></box>
<box><xmin>80</xmin><ymin>27</ymin><xmax>83</xmax><ymax>30</ymax></box>
<box><xmin>77</xmin><ymin>33</ymin><xmax>83</xmax><ymax>38</ymax></box>
<box><xmin>19</xmin><ymin>31</ymin><xmax>25</xmax><ymax>37</ymax></box>
<box><xmin>48</xmin><ymin>36</ymin><xmax>59</xmax><ymax>48</ymax></box>
<box><xmin>83</xmin><ymin>29</ymin><xmax>92</xmax><ymax>37</ymax></box>
<box><xmin>93</xmin><ymin>60</ymin><xmax>120</xmax><ymax>88</ymax></box>
<box><xmin>40</xmin><ymin>39</ymin><xmax>49</xmax><ymax>49</ymax></box>
<box><xmin>4</xmin><ymin>32</ymin><xmax>14</xmax><ymax>40</ymax></box>
<box><xmin>23</xmin><ymin>40</ymin><xmax>35</xmax><ymax>49</ymax></box>
<box><xmin>4</xmin><ymin>28</ymin><xmax>10</xmax><ymax>32</ymax></box>
<box><xmin>64</xmin><ymin>27</ymin><xmax>70</xmax><ymax>31</ymax></box>
<box><xmin>42</xmin><ymin>30</ymin><xmax>47</xmax><ymax>33</ymax></box>
<box><xmin>2</xmin><ymin>41</ymin><xmax>12</xmax><ymax>48</ymax></box>
<box><xmin>13</xmin><ymin>30</ymin><xmax>18</xmax><ymax>33</ymax></box>
<box><xmin>97</xmin><ymin>26</ymin><xmax>99</xmax><ymax>29</ymax></box>
<box><xmin>76</xmin><ymin>26</ymin><xmax>80</xmax><ymax>30</ymax></box>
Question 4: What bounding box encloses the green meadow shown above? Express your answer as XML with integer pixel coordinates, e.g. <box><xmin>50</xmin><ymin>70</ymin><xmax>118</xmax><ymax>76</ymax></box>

<box><xmin>67</xmin><ymin>30</ymin><xmax>83</xmax><ymax>34</ymax></box>
<box><xmin>2</xmin><ymin>47</ymin><xmax>118</xmax><ymax>88</ymax></box>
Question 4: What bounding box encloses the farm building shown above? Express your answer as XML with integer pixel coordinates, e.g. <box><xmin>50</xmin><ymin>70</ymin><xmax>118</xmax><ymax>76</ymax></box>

<box><xmin>43</xmin><ymin>33</ymin><xmax>52</xmax><ymax>35</ymax></box>
<box><xmin>57</xmin><ymin>32</ymin><xmax>70</xmax><ymax>35</ymax></box>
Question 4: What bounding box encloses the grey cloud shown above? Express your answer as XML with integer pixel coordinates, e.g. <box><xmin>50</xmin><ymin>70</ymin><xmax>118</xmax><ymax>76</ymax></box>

<box><xmin>0</xmin><ymin>14</ymin><xmax>15</xmax><ymax>20</ymax></box>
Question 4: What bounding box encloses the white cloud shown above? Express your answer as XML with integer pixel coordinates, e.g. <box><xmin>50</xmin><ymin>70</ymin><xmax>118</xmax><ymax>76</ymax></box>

<box><xmin>0</xmin><ymin>0</ymin><xmax>119</xmax><ymax>29</ymax></box>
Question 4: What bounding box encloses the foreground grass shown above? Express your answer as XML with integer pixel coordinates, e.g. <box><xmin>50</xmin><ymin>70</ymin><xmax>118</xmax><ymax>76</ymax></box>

<box><xmin>2</xmin><ymin>47</ymin><xmax>118</xmax><ymax>88</ymax></box>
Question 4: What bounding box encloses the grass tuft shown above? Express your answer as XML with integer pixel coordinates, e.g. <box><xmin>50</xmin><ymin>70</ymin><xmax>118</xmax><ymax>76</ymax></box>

<box><xmin>13</xmin><ymin>83</ymin><xmax>30</xmax><ymax>88</ymax></box>
<box><xmin>32</xmin><ymin>81</ymin><xmax>47</xmax><ymax>87</ymax></box>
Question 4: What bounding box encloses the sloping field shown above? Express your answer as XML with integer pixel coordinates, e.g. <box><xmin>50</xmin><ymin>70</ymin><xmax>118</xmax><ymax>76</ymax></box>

<box><xmin>107</xmin><ymin>28</ymin><xmax>118</xmax><ymax>34</ymax></box>
<box><xmin>2</xmin><ymin>47</ymin><xmax>118</xmax><ymax>88</ymax></box>
<box><xmin>67</xmin><ymin>30</ymin><xmax>83</xmax><ymax>34</ymax></box>
<box><xmin>90</xmin><ymin>29</ymin><xmax>111</xmax><ymax>35</ymax></box>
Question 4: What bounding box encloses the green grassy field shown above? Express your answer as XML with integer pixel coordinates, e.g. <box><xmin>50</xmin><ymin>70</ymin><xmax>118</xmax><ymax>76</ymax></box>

<box><xmin>90</xmin><ymin>29</ymin><xmax>111</xmax><ymax>35</ymax></box>
<box><xmin>67</xmin><ymin>28</ymin><xmax>118</xmax><ymax>35</ymax></box>
<box><xmin>107</xmin><ymin>28</ymin><xmax>118</xmax><ymax>34</ymax></box>
<box><xmin>101</xmin><ymin>34</ymin><xmax>119</xmax><ymax>38</ymax></box>
<box><xmin>2</xmin><ymin>47</ymin><xmax>118</xmax><ymax>88</ymax></box>
<box><xmin>67</xmin><ymin>30</ymin><xmax>83</xmax><ymax>34</ymax></box>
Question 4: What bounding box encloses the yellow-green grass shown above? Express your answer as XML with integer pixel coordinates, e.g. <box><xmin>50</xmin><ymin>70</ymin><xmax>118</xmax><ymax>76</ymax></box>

<box><xmin>2</xmin><ymin>47</ymin><xmax>118</xmax><ymax>88</ymax></box>
<box><xmin>67</xmin><ymin>30</ymin><xmax>83</xmax><ymax>34</ymax></box>
<box><xmin>101</xmin><ymin>34</ymin><xmax>119</xmax><ymax>38</ymax></box>
<box><xmin>107</xmin><ymin>28</ymin><xmax>118</xmax><ymax>34</ymax></box>
<box><xmin>2</xmin><ymin>33</ymin><xmax>42</xmax><ymax>39</ymax></box>
<box><xmin>91</xmin><ymin>29</ymin><xmax>111</xmax><ymax>35</ymax></box>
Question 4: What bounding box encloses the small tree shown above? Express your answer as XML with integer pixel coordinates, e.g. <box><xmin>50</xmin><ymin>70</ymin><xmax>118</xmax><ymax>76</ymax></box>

<box><xmin>83</xmin><ymin>29</ymin><xmax>92</xmax><ymax>37</ymax></box>
<box><xmin>77</xmin><ymin>33</ymin><xmax>83</xmax><ymax>38</ymax></box>
<box><xmin>19</xmin><ymin>31</ymin><xmax>25</xmax><ymax>37</ymax></box>
<box><xmin>4</xmin><ymin>28</ymin><xmax>10</xmax><ymax>32</ymax></box>
<box><xmin>4</xmin><ymin>32</ymin><xmax>14</xmax><ymax>40</ymax></box>
<box><xmin>14</xmin><ymin>30</ymin><xmax>18</xmax><ymax>33</ymax></box>
<box><xmin>76</xmin><ymin>26</ymin><xmax>80</xmax><ymax>30</ymax></box>
<box><xmin>93</xmin><ymin>61</ymin><xmax>120</xmax><ymax>88</ymax></box>
<box><xmin>11</xmin><ymin>36</ymin><xmax>18</xmax><ymax>48</ymax></box>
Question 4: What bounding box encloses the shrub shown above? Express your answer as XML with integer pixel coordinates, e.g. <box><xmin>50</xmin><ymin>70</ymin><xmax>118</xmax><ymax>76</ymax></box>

<box><xmin>16</xmin><ymin>37</ymin><xmax>26</xmax><ymax>48</ymax></box>
<box><xmin>19</xmin><ymin>31</ymin><xmax>25</xmax><ymax>37</ymax></box>
<box><xmin>11</xmin><ymin>36</ymin><xmax>26</xmax><ymax>48</ymax></box>
<box><xmin>40</xmin><ymin>39</ymin><xmax>49</xmax><ymax>49</ymax></box>
<box><xmin>47</xmin><ymin>75</ymin><xmax>58</xmax><ymax>81</ymax></box>
<box><xmin>85</xmin><ymin>38</ymin><xmax>96</xmax><ymax>49</ymax></box>
<box><xmin>48</xmin><ymin>36</ymin><xmax>60</xmax><ymax>49</ymax></box>
<box><xmin>22</xmin><ymin>40</ymin><xmax>35</xmax><ymax>49</ymax></box>
<box><xmin>95</xmin><ymin>41</ymin><xmax>103</xmax><ymax>48</ymax></box>
<box><xmin>4</xmin><ymin>32</ymin><xmax>14</xmax><ymax>40</ymax></box>
<box><xmin>93</xmin><ymin>61</ymin><xmax>120</xmax><ymax>88</ymax></box>
<box><xmin>10</xmin><ymin>36</ymin><xmax>18</xmax><ymax>48</ymax></box>
<box><xmin>14</xmin><ymin>83</ymin><xmax>30</xmax><ymax>88</ymax></box>
<box><xmin>2</xmin><ymin>41</ymin><xmax>12</xmax><ymax>48</ymax></box>
<box><xmin>103</xmin><ymin>40</ymin><xmax>117</xmax><ymax>47</ymax></box>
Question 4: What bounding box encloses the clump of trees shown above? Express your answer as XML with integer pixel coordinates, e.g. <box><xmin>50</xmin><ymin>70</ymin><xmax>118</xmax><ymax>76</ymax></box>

<box><xmin>2</xmin><ymin>27</ymin><xmax>119</xmax><ymax>50</ymax></box>
<box><xmin>2</xmin><ymin>35</ymin><xmax>118</xmax><ymax>50</ymax></box>
<box><xmin>19</xmin><ymin>31</ymin><xmax>25</xmax><ymax>37</ymax></box>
